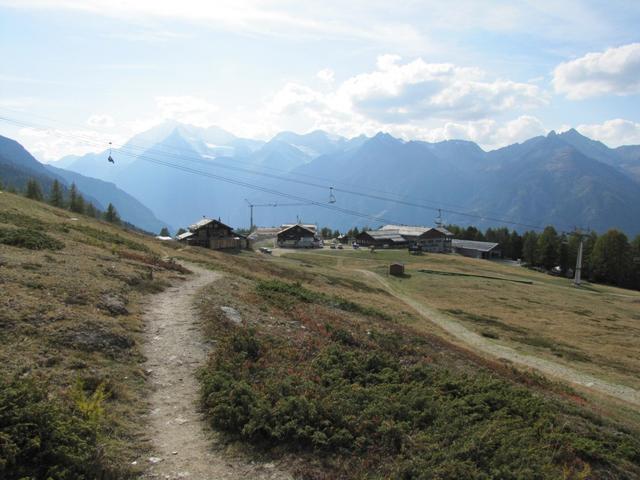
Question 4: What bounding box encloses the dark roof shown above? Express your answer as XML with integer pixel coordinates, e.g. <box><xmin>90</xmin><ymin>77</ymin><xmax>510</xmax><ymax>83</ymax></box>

<box><xmin>278</xmin><ymin>224</ymin><xmax>316</xmax><ymax>236</ymax></box>
<box><xmin>361</xmin><ymin>230</ymin><xmax>406</xmax><ymax>242</ymax></box>
<box><xmin>452</xmin><ymin>239</ymin><xmax>500</xmax><ymax>252</ymax></box>
<box><xmin>189</xmin><ymin>217</ymin><xmax>233</xmax><ymax>232</ymax></box>
<box><xmin>433</xmin><ymin>227</ymin><xmax>454</xmax><ymax>236</ymax></box>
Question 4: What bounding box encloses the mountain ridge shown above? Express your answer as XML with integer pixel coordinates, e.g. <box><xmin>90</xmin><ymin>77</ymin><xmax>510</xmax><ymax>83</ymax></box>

<box><xmin>41</xmin><ymin>123</ymin><xmax>640</xmax><ymax>234</ymax></box>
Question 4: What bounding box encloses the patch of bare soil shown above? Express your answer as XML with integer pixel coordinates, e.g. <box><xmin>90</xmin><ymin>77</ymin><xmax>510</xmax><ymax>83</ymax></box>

<box><xmin>141</xmin><ymin>264</ymin><xmax>292</xmax><ymax>480</ymax></box>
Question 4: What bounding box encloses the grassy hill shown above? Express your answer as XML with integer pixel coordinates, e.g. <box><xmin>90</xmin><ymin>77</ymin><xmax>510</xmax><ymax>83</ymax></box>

<box><xmin>1</xmin><ymin>191</ymin><xmax>640</xmax><ymax>479</ymax></box>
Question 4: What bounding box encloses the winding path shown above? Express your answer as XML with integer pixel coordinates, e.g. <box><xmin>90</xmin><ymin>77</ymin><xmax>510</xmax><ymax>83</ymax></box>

<box><xmin>360</xmin><ymin>270</ymin><xmax>640</xmax><ymax>407</ymax></box>
<box><xmin>141</xmin><ymin>264</ymin><xmax>291</xmax><ymax>480</ymax></box>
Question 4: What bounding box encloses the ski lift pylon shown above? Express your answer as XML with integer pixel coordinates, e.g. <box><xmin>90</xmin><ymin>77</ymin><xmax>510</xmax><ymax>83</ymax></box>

<box><xmin>329</xmin><ymin>186</ymin><xmax>336</xmax><ymax>203</ymax></box>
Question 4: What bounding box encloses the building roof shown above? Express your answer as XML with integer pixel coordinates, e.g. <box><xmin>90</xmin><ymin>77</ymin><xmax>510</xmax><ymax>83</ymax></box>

<box><xmin>278</xmin><ymin>224</ymin><xmax>316</xmax><ymax>236</ymax></box>
<box><xmin>176</xmin><ymin>231</ymin><xmax>194</xmax><ymax>240</ymax></box>
<box><xmin>452</xmin><ymin>239</ymin><xmax>500</xmax><ymax>252</ymax></box>
<box><xmin>281</xmin><ymin>223</ymin><xmax>317</xmax><ymax>232</ymax></box>
<box><xmin>380</xmin><ymin>224</ymin><xmax>430</xmax><ymax>236</ymax></box>
<box><xmin>189</xmin><ymin>217</ymin><xmax>233</xmax><ymax>232</ymax></box>
<box><xmin>247</xmin><ymin>227</ymin><xmax>281</xmax><ymax>240</ymax></box>
<box><xmin>361</xmin><ymin>230</ymin><xmax>407</xmax><ymax>243</ymax></box>
<box><xmin>433</xmin><ymin>227</ymin><xmax>454</xmax><ymax>236</ymax></box>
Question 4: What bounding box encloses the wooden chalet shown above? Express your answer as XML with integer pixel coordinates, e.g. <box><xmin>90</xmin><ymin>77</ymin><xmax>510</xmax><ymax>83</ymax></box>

<box><xmin>355</xmin><ymin>230</ymin><xmax>407</xmax><ymax>248</ymax></box>
<box><xmin>178</xmin><ymin>218</ymin><xmax>247</xmax><ymax>250</ymax></box>
<box><xmin>277</xmin><ymin>224</ymin><xmax>319</xmax><ymax>248</ymax></box>
<box><xmin>416</xmin><ymin>227</ymin><xmax>454</xmax><ymax>253</ymax></box>
<box><xmin>357</xmin><ymin>225</ymin><xmax>453</xmax><ymax>252</ymax></box>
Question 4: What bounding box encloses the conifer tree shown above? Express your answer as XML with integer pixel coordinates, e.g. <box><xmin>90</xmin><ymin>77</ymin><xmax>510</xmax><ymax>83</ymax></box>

<box><xmin>85</xmin><ymin>202</ymin><xmax>97</xmax><ymax>218</ymax></box>
<box><xmin>68</xmin><ymin>183</ymin><xmax>78</xmax><ymax>210</ymax></box>
<box><xmin>25</xmin><ymin>178</ymin><xmax>43</xmax><ymax>201</ymax></box>
<box><xmin>104</xmin><ymin>203</ymin><xmax>120</xmax><ymax>224</ymax></box>
<box><xmin>72</xmin><ymin>193</ymin><xmax>85</xmax><ymax>215</ymax></box>
<box><xmin>159</xmin><ymin>227</ymin><xmax>170</xmax><ymax>237</ymax></box>
<box><xmin>49</xmin><ymin>180</ymin><xmax>64</xmax><ymax>207</ymax></box>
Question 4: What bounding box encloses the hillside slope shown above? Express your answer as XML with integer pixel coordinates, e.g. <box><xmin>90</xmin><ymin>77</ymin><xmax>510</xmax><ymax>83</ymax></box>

<box><xmin>0</xmin><ymin>135</ymin><xmax>169</xmax><ymax>233</ymax></box>
<box><xmin>2</xmin><ymin>192</ymin><xmax>640</xmax><ymax>479</ymax></box>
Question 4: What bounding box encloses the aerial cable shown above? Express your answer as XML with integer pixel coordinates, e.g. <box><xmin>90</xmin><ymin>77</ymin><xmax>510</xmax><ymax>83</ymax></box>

<box><xmin>0</xmin><ymin>113</ymin><xmax>579</xmax><ymax>231</ymax></box>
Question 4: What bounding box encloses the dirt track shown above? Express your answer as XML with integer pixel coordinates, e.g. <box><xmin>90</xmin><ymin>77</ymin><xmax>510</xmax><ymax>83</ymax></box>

<box><xmin>141</xmin><ymin>264</ymin><xmax>291</xmax><ymax>480</ymax></box>
<box><xmin>361</xmin><ymin>270</ymin><xmax>640</xmax><ymax>407</ymax></box>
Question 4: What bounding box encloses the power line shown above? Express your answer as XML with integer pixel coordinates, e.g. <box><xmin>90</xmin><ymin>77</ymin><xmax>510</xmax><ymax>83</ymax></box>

<box><xmin>0</xmin><ymin>112</ymin><xmax>578</xmax><ymax>231</ymax></box>
<box><xmin>0</xmin><ymin>109</ymin><xmax>549</xmax><ymax>221</ymax></box>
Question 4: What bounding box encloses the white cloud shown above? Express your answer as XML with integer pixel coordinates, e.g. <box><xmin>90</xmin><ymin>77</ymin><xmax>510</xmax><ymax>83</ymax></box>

<box><xmin>265</xmin><ymin>55</ymin><xmax>546</xmax><ymax>133</ymax></box>
<box><xmin>553</xmin><ymin>43</ymin><xmax>640</xmax><ymax>99</ymax></box>
<box><xmin>16</xmin><ymin>126</ymin><xmax>124</xmax><ymax>162</ymax></box>
<box><xmin>316</xmin><ymin>68</ymin><xmax>335</xmax><ymax>84</ymax></box>
<box><xmin>154</xmin><ymin>96</ymin><xmax>220</xmax><ymax>127</ymax></box>
<box><xmin>574</xmin><ymin>118</ymin><xmax>640</xmax><ymax>147</ymax></box>
<box><xmin>87</xmin><ymin>114</ymin><xmax>114</xmax><ymax>128</ymax></box>
<box><xmin>417</xmin><ymin>115</ymin><xmax>547</xmax><ymax>150</ymax></box>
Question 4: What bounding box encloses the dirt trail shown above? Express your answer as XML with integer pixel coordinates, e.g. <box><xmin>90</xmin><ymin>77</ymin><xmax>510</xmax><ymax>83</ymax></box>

<box><xmin>361</xmin><ymin>270</ymin><xmax>640</xmax><ymax>407</ymax></box>
<box><xmin>141</xmin><ymin>264</ymin><xmax>291</xmax><ymax>480</ymax></box>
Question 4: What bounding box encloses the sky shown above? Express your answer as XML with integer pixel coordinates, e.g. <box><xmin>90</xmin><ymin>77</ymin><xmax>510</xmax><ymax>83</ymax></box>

<box><xmin>1</xmin><ymin>0</ymin><xmax>640</xmax><ymax>161</ymax></box>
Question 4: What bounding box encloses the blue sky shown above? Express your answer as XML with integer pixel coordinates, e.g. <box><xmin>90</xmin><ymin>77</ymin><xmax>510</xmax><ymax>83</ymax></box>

<box><xmin>1</xmin><ymin>0</ymin><xmax>640</xmax><ymax>161</ymax></box>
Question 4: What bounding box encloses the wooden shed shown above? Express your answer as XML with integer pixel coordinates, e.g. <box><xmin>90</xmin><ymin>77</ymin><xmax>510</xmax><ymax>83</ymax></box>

<box><xmin>389</xmin><ymin>263</ymin><xmax>405</xmax><ymax>276</ymax></box>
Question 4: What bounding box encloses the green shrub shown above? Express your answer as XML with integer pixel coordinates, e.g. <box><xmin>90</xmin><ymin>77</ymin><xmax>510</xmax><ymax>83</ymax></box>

<box><xmin>200</xmin><ymin>329</ymin><xmax>640</xmax><ymax>478</ymax></box>
<box><xmin>0</xmin><ymin>375</ymin><xmax>101</xmax><ymax>480</ymax></box>
<box><xmin>68</xmin><ymin>224</ymin><xmax>148</xmax><ymax>252</ymax></box>
<box><xmin>0</xmin><ymin>227</ymin><xmax>64</xmax><ymax>250</ymax></box>
<box><xmin>256</xmin><ymin>280</ymin><xmax>391</xmax><ymax>320</ymax></box>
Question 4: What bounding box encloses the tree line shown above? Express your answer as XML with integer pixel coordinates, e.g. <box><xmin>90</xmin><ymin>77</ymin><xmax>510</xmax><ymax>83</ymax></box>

<box><xmin>447</xmin><ymin>224</ymin><xmax>640</xmax><ymax>290</ymax></box>
<box><xmin>2</xmin><ymin>177</ymin><xmax>121</xmax><ymax>225</ymax></box>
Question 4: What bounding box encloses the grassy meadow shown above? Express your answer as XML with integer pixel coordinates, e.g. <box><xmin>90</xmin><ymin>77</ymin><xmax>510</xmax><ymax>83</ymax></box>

<box><xmin>281</xmin><ymin>248</ymin><xmax>640</xmax><ymax>393</ymax></box>
<box><xmin>2</xmin><ymin>191</ymin><xmax>640</xmax><ymax>479</ymax></box>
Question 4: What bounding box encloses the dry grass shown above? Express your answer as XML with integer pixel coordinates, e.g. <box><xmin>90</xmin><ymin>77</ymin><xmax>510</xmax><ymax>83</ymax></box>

<box><xmin>279</xmin><ymin>248</ymin><xmax>640</xmax><ymax>393</ymax></box>
<box><xmin>0</xmin><ymin>192</ymin><xmax>196</xmax><ymax>476</ymax></box>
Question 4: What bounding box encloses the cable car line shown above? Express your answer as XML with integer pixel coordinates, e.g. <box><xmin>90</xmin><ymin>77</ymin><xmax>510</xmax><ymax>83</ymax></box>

<box><xmin>0</xmin><ymin>113</ymin><xmax>577</xmax><ymax>231</ymax></box>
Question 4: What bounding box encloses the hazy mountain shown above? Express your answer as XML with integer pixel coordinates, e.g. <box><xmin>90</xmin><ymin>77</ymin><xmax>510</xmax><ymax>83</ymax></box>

<box><xmin>54</xmin><ymin>121</ymin><xmax>264</xmax><ymax>182</ymax></box>
<box><xmin>0</xmin><ymin>135</ymin><xmax>169</xmax><ymax>233</ymax></box>
<box><xmin>473</xmin><ymin>132</ymin><xmax>640</xmax><ymax>233</ymax></box>
<box><xmin>46</xmin><ymin>165</ymin><xmax>169</xmax><ymax>234</ymax></box>
<box><xmin>47</xmin><ymin>121</ymin><xmax>640</xmax><ymax>235</ymax></box>
<box><xmin>272</xmin><ymin>130</ymin><xmax>347</xmax><ymax>158</ymax></box>
<box><xmin>248</xmin><ymin>139</ymin><xmax>311</xmax><ymax>171</ymax></box>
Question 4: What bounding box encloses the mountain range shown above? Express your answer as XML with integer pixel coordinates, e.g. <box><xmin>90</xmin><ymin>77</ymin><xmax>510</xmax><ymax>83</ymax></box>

<box><xmin>3</xmin><ymin>122</ymin><xmax>640</xmax><ymax>235</ymax></box>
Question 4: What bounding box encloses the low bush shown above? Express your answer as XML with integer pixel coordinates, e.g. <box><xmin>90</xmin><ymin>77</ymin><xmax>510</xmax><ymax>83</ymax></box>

<box><xmin>68</xmin><ymin>224</ymin><xmax>149</xmax><ymax>252</ymax></box>
<box><xmin>201</xmin><ymin>326</ymin><xmax>640</xmax><ymax>479</ymax></box>
<box><xmin>0</xmin><ymin>375</ymin><xmax>102</xmax><ymax>480</ymax></box>
<box><xmin>0</xmin><ymin>227</ymin><xmax>64</xmax><ymax>250</ymax></box>
<box><xmin>256</xmin><ymin>279</ymin><xmax>391</xmax><ymax>320</ymax></box>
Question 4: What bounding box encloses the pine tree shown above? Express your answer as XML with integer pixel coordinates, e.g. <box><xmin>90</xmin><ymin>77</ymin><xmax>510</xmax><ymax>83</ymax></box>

<box><xmin>521</xmin><ymin>231</ymin><xmax>538</xmax><ymax>266</ymax></box>
<box><xmin>590</xmin><ymin>229</ymin><xmax>632</xmax><ymax>287</ymax></box>
<box><xmin>25</xmin><ymin>179</ymin><xmax>43</xmax><ymax>201</ymax></box>
<box><xmin>159</xmin><ymin>227</ymin><xmax>170</xmax><ymax>237</ymax></box>
<box><xmin>85</xmin><ymin>202</ymin><xmax>97</xmax><ymax>218</ymax></box>
<box><xmin>72</xmin><ymin>193</ymin><xmax>85</xmax><ymax>215</ymax></box>
<box><xmin>49</xmin><ymin>180</ymin><xmax>64</xmax><ymax>207</ymax></box>
<box><xmin>104</xmin><ymin>203</ymin><xmax>120</xmax><ymax>224</ymax></box>
<box><xmin>536</xmin><ymin>226</ymin><xmax>560</xmax><ymax>270</ymax></box>
<box><xmin>68</xmin><ymin>183</ymin><xmax>78</xmax><ymax>211</ymax></box>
